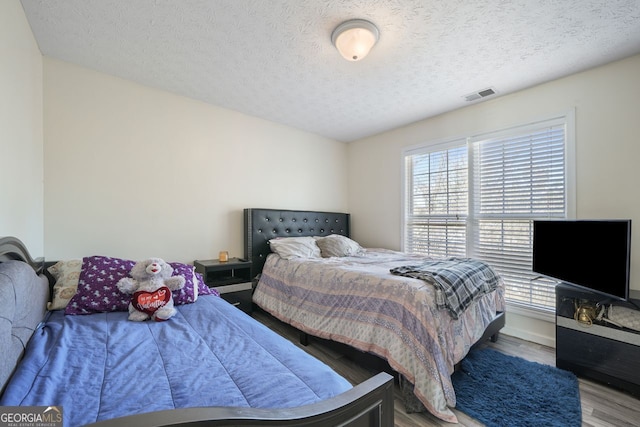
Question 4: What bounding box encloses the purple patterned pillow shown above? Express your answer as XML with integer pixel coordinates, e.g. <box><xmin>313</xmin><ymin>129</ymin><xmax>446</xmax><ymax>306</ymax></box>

<box><xmin>65</xmin><ymin>256</ymin><xmax>217</xmax><ymax>315</ymax></box>
<box><xmin>169</xmin><ymin>262</ymin><xmax>198</xmax><ymax>304</ymax></box>
<box><xmin>196</xmin><ymin>271</ymin><xmax>219</xmax><ymax>297</ymax></box>
<box><xmin>65</xmin><ymin>256</ymin><xmax>133</xmax><ymax>315</ymax></box>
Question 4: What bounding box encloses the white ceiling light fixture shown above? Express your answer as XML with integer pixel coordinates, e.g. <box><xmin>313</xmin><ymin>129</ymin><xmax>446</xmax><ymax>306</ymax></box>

<box><xmin>331</xmin><ymin>19</ymin><xmax>379</xmax><ymax>62</ymax></box>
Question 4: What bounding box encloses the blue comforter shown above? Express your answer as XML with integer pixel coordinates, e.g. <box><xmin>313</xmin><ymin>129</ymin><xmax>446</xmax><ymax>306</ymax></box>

<box><xmin>0</xmin><ymin>295</ymin><xmax>351</xmax><ymax>427</ymax></box>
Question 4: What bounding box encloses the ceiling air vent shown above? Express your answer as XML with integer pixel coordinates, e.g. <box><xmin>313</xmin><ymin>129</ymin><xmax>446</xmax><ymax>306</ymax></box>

<box><xmin>464</xmin><ymin>87</ymin><xmax>497</xmax><ymax>102</ymax></box>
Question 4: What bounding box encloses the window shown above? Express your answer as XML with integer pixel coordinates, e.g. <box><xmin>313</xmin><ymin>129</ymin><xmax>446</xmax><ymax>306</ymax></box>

<box><xmin>404</xmin><ymin>141</ymin><xmax>468</xmax><ymax>258</ymax></box>
<box><xmin>403</xmin><ymin>112</ymin><xmax>575</xmax><ymax>312</ymax></box>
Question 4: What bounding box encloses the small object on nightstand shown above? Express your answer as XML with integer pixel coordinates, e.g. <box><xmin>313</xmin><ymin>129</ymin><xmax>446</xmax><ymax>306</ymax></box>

<box><xmin>218</xmin><ymin>251</ymin><xmax>229</xmax><ymax>262</ymax></box>
<box><xmin>194</xmin><ymin>258</ymin><xmax>253</xmax><ymax>314</ymax></box>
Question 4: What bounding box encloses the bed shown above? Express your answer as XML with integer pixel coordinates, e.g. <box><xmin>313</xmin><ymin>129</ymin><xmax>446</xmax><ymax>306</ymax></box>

<box><xmin>0</xmin><ymin>236</ymin><xmax>393</xmax><ymax>427</ymax></box>
<box><xmin>244</xmin><ymin>208</ymin><xmax>506</xmax><ymax>423</ymax></box>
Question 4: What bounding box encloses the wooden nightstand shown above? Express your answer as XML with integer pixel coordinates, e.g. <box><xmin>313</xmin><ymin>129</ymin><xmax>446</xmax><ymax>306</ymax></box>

<box><xmin>194</xmin><ymin>258</ymin><xmax>253</xmax><ymax>314</ymax></box>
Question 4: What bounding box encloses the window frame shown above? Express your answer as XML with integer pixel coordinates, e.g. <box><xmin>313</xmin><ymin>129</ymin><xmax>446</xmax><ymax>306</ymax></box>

<box><xmin>402</xmin><ymin>137</ymin><xmax>469</xmax><ymax>258</ymax></box>
<box><xmin>401</xmin><ymin>110</ymin><xmax>576</xmax><ymax>315</ymax></box>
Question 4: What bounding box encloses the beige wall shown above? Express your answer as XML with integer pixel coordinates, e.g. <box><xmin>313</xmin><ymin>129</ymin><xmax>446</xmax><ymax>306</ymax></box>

<box><xmin>0</xmin><ymin>1</ymin><xmax>44</xmax><ymax>256</ymax></box>
<box><xmin>43</xmin><ymin>58</ymin><xmax>348</xmax><ymax>262</ymax></box>
<box><xmin>7</xmin><ymin>1</ymin><xmax>640</xmax><ymax>345</ymax></box>
<box><xmin>348</xmin><ymin>54</ymin><xmax>640</xmax><ymax>345</ymax></box>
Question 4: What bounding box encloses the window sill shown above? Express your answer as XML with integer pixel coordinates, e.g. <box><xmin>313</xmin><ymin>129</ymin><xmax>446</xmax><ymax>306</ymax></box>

<box><xmin>505</xmin><ymin>302</ymin><xmax>555</xmax><ymax>323</ymax></box>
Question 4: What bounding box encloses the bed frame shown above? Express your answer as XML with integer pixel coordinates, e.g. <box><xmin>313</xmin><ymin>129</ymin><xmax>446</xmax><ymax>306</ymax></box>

<box><xmin>244</xmin><ymin>207</ymin><xmax>505</xmax><ymax>352</ymax></box>
<box><xmin>0</xmin><ymin>236</ymin><xmax>45</xmax><ymax>272</ymax></box>
<box><xmin>0</xmin><ymin>236</ymin><xmax>394</xmax><ymax>427</ymax></box>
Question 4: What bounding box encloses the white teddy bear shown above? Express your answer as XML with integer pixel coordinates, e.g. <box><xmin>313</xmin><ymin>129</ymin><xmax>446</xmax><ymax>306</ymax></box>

<box><xmin>116</xmin><ymin>258</ymin><xmax>185</xmax><ymax>321</ymax></box>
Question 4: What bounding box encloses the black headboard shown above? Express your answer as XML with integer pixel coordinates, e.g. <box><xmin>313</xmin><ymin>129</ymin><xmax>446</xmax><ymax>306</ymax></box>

<box><xmin>243</xmin><ymin>208</ymin><xmax>350</xmax><ymax>280</ymax></box>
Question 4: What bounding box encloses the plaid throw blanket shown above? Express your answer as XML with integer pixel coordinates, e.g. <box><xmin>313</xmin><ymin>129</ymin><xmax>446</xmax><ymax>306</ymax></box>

<box><xmin>390</xmin><ymin>258</ymin><xmax>500</xmax><ymax>319</ymax></box>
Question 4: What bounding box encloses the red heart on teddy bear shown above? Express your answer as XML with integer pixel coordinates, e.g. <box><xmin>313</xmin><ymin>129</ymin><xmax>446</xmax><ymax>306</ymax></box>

<box><xmin>132</xmin><ymin>286</ymin><xmax>171</xmax><ymax>315</ymax></box>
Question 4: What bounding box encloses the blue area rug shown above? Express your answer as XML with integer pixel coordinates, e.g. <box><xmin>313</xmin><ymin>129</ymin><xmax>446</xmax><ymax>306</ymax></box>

<box><xmin>452</xmin><ymin>348</ymin><xmax>581</xmax><ymax>427</ymax></box>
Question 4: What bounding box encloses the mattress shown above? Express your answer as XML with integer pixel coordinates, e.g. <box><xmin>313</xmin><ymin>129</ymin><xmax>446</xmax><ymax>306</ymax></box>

<box><xmin>0</xmin><ymin>295</ymin><xmax>352</xmax><ymax>427</ymax></box>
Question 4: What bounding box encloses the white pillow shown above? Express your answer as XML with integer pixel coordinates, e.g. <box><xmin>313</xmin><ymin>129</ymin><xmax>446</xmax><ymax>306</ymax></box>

<box><xmin>315</xmin><ymin>234</ymin><xmax>364</xmax><ymax>257</ymax></box>
<box><xmin>269</xmin><ymin>237</ymin><xmax>321</xmax><ymax>259</ymax></box>
<box><xmin>191</xmin><ymin>268</ymin><xmax>199</xmax><ymax>301</ymax></box>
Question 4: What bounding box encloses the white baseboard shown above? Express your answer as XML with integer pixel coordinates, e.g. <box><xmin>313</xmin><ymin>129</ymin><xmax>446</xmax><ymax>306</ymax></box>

<box><xmin>502</xmin><ymin>324</ymin><xmax>556</xmax><ymax>348</ymax></box>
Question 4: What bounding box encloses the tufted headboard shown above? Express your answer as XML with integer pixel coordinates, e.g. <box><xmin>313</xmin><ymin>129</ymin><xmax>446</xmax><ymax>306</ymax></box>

<box><xmin>243</xmin><ymin>208</ymin><xmax>350</xmax><ymax>281</ymax></box>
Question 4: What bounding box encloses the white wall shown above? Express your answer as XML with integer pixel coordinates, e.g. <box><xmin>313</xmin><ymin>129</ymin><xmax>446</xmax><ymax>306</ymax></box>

<box><xmin>348</xmin><ymin>54</ymin><xmax>640</xmax><ymax>346</ymax></box>
<box><xmin>43</xmin><ymin>58</ymin><xmax>348</xmax><ymax>263</ymax></box>
<box><xmin>9</xmin><ymin>0</ymin><xmax>639</xmax><ymax>346</ymax></box>
<box><xmin>0</xmin><ymin>1</ymin><xmax>44</xmax><ymax>256</ymax></box>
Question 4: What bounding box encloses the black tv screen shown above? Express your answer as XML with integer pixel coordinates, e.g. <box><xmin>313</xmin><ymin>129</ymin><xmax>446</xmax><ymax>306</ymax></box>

<box><xmin>532</xmin><ymin>220</ymin><xmax>632</xmax><ymax>300</ymax></box>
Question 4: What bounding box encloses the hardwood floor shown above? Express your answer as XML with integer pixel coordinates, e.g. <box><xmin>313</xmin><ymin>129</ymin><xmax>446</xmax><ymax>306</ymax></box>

<box><xmin>252</xmin><ymin>309</ymin><xmax>640</xmax><ymax>427</ymax></box>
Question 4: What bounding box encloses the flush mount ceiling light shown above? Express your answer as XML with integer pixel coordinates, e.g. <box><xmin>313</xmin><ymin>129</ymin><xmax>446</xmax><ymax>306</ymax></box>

<box><xmin>331</xmin><ymin>19</ymin><xmax>379</xmax><ymax>61</ymax></box>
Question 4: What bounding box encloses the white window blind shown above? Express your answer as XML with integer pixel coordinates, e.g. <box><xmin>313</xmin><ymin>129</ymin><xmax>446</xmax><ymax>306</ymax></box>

<box><xmin>404</xmin><ymin>142</ymin><xmax>468</xmax><ymax>258</ymax></box>
<box><xmin>470</xmin><ymin>120</ymin><xmax>567</xmax><ymax>310</ymax></box>
<box><xmin>403</xmin><ymin>114</ymin><xmax>573</xmax><ymax>312</ymax></box>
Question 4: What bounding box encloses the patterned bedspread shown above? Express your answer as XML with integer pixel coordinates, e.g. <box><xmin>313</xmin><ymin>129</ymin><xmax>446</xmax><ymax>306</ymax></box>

<box><xmin>252</xmin><ymin>249</ymin><xmax>505</xmax><ymax>423</ymax></box>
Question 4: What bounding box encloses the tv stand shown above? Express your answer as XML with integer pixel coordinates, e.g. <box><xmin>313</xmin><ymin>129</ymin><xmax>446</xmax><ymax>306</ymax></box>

<box><xmin>556</xmin><ymin>283</ymin><xmax>640</xmax><ymax>396</ymax></box>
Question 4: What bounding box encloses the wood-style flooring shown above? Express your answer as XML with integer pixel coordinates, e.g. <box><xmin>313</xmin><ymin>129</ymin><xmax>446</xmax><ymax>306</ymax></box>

<box><xmin>252</xmin><ymin>309</ymin><xmax>640</xmax><ymax>427</ymax></box>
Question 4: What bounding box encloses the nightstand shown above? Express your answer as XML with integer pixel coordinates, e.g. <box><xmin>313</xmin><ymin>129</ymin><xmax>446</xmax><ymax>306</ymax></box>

<box><xmin>194</xmin><ymin>258</ymin><xmax>253</xmax><ymax>314</ymax></box>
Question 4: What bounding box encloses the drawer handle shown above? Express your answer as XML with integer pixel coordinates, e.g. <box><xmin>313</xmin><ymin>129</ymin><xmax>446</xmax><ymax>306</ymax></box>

<box><xmin>231</xmin><ymin>302</ymin><xmax>241</xmax><ymax>307</ymax></box>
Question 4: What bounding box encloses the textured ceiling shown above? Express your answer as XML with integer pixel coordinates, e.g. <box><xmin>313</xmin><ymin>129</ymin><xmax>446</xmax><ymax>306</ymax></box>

<box><xmin>20</xmin><ymin>0</ymin><xmax>640</xmax><ymax>142</ymax></box>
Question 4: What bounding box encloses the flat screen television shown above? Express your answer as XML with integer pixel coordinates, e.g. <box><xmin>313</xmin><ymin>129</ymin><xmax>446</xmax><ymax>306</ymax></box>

<box><xmin>532</xmin><ymin>219</ymin><xmax>632</xmax><ymax>300</ymax></box>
